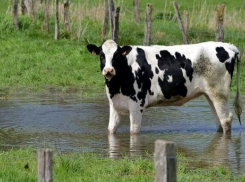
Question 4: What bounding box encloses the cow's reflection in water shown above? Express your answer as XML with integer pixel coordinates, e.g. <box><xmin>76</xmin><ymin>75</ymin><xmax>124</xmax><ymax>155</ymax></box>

<box><xmin>108</xmin><ymin>133</ymin><xmax>242</xmax><ymax>173</ymax></box>
<box><xmin>108</xmin><ymin>134</ymin><xmax>145</xmax><ymax>159</ymax></box>
<box><xmin>207</xmin><ymin>133</ymin><xmax>242</xmax><ymax>173</ymax></box>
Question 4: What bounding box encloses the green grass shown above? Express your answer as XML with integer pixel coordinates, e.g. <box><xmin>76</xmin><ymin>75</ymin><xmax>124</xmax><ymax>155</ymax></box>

<box><xmin>0</xmin><ymin>148</ymin><xmax>244</xmax><ymax>182</ymax></box>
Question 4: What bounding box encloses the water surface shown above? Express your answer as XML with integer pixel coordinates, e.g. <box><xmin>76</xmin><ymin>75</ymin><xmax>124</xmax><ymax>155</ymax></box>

<box><xmin>0</xmin><ymin>92</ymin><xmax>244</xmax><ymax>174</ymax></box>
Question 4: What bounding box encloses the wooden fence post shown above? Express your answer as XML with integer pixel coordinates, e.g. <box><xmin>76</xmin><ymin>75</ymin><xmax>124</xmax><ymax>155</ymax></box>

<box><xmin>29</xmin><ymin>0</ymin><xmax>34</xmax><ymax>20</ymax></box>
<box><xmin>108</xmin><ymin>0</ymin><xmax>115</xmax><ymax>39</ymax></box>
<box><xmin>154</xmin><ymin>140</ymin><xmax>177</xmax><ymax>182</ymax></box>
<box><xmin>13</xmin><ymin>0</ymin><xmax>19</xmax><ymax>29</ymax></box>
<box><xmin>183</xmin><ymin>10</ymin><xmax>188</xmax><ymax>38</ymax></box>
<box><xmin>21</xmin><ymin>0</ymin><xmax>28</xmax><ymax>15</ymax></box>
<box><xmin>173</xmin><ymin>1</ymin><xmax>188</xmax><ymax>44</ymax></box>
<box><xmin>38</xmin><ymin>149</ymin><xmax>53</xmax><ymax>182</ymax></box>
<box><xmin>133</xmin><ymin>0</ymin><xmax>140</xmax><ymax>23</ymax></box>
<box><xmin>113</xmin><ymin>6</ymin><xmax>120</xmax><ymax>43</ymax></box>
<box><xmin>215</xmin><ymin>4</ymin><xmax>225</xmax><ymax>42</ymax></box>
<box><xmin>102</xmin><ymin>0</ymin><xmax>109</xmax><ymax>39</ymax></box>
<box><xmin>55</xmin><ymin>0</ymin><xmax>59</xmax><ymax>40</ymax></box>
<box><xmin>143</xmin><ymin>3</ymin><xmax>152</xmax><ymax>46</ymax></box>
<box><xmin>64</xmin><ymin>0</ymin><xmax>69</xmax><ymax>31</ymax></box>
<box><xmin>44</xmin><ymin>0</ymin><xmax>49</xmax><ymax>32</ymax></box>
<box><xmin>36</xmin><ymin>0</ymin><xmax>41</xmax><ymax>18</ymax></box>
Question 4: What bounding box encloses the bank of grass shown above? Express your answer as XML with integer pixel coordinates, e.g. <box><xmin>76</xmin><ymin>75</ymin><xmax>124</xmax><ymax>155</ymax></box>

<box><xmin>0</xmin><ymin>0</ymin><xmax>245</xmax><ymax>96</ymax></box>
<box><xmin>0</xmin><ymin>148</ymin><xmax>244</xmax><ymax>182</ymax></box>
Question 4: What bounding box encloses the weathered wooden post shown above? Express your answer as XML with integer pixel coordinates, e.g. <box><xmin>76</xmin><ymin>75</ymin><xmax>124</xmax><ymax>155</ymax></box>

<box><xmin>133</xmin><ymin>0</ymin><xmax>140</xmax><ymax>23</ymax></box>
<box><xmin>143</xmin><ymin>3</ymin><xmax>152</xmax><ymax>46</ymax></box>
<box><xmin>108</xmin><ymin>0</ymin><xmax>115</xmax><ymax>39</ymax></box>
<box><xmin>29</xmin><ymin>0</ymin><xmax>35</xmax><ymax>20</ymax></box>
<box><xmin>113</xmin><ymin>6</ymin><xmax>120</xmax><ymax>43</ymax></box>
<box><xmin>21</xmin><ymin>0</ymin><xmax>28</xmax><ymax>15</ymax></box>
<box><xmin>215</xmin><ymin>4</ymin><xmax>225</xmax><ymax>42</ymax></box>
<box><xmin>173</xmin><ymin>1</ymin><xmax>188</xmax><ymax>44</ymax></box>
<box><xmin>38</xmin><ymin>149</ymin><xmax>53</xmax><ymax>182</ymax></box>
<box><xmin>64</xmin><ymin>0</ymin><xmax>69</xmax><ymax>31</ymax></box>
<box><xmin>55</xmin><ymin>0</ymin><xmax>59</xmax><ymax>40</ymax></box>
<box><xmin>102</xmin><ymin>0</ymin><xmax>109</xmax><ymax>39</ymax></box>
<box><xmin>44</xmin><ymin>0</ymin><xmax>49</xmax><ymax>32</ymax></box>
<box><xmin>36</xmin><ymin>0</ymin><xmax>41</xmax><ymax>18</ymax></box>
<box><xmin>183</xmin><ymin>10</ymin><xmax>188</xmax><ymax>38</ymax></box>
<box><xmin>154</xmin><ymin>140</ymin><xmax>177</xmax><ymax>182</ymax></box>
<box><xmin>13</xmin><ymin>0</ymin><xmax>19</xmax><ymax>29</ymax></box>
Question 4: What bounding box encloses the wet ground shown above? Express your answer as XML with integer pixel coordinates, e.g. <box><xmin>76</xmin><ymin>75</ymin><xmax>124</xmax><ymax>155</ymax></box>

<box><xmin>0</xmin><ymin>92</ymin><xmax>244</xmax><ymax>174</ymax></box>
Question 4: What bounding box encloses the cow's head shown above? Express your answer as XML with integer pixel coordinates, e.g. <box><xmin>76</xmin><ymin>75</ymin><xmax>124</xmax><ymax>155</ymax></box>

<box><xmin>87</xmin><ymin>40</ymin><xmax>132</xmax><ymax>80</ymax></box>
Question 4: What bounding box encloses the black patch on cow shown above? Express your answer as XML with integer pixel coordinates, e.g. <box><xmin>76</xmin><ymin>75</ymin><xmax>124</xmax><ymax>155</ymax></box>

<box><xmin>155</xmin><ymin>67</ymin><xmax>159</xmax><ymax>74</ymax></box>
<box><xmin>135</xmin><ymin>48</ymin><xmax>154</xmax><ymax>106</ymax></box>
<box><xmin>216</xmin><ymin>47</ymin><xmax>230</xmax><ymax>63</ymax></box>
<box><xmin>156</xmin><ymin>50</ymin><xmax>193</xmax><ymax>99</ymax></box>
<box><xmin>99</xmin><ymin>52</ymin><xmax>106</xmax><ymax>71</ymax></box>
<box><xmin>140</xmin><ymin>109</ymin><xmax>143</xmax><ymax>113</ymax></box>
<box><xmin>225</xmin><ymin>54</ymin><xmax>236</xmax><ymax>79</ymax></box>
<box><xmin>103</xmin><ymin>46</ymin><xmax>137</xmax><ymax>102</ymax></box>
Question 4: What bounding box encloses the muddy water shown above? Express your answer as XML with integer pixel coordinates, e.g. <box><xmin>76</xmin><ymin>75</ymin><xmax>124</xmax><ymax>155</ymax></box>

<box><xmin>0</xmin><ymin>92</ymin><xmax>244</xmax><ymax>174</ymax></box>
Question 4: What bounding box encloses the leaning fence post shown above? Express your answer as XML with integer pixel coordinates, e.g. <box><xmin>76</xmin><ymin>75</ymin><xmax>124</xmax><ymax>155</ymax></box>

<box><xmin>44</xmin><ymin>0</ymin><xmax>49</xmax><ymax>32</ymax></box>
<box><xmin>173</xmin><ymin>1</ymin><xmax>188</xmax><ymax>44</ymax></box>
<box><xmin>133</xmin><ymin>0</ymin><xmax>140</xmax><ymax>23</ymax></box>
<box><xmin>113</xmin><ymin>6</ymin><xmax>120</xmax><ymax>43</ymax></box>
<box><xmin>54</xmin><ymin>0</ymin><xmax>59</xmax><ymax>40</ymax></box>
<box><xmin>13</xmin><ymin>0</ymin><xmax>19</xmax><ymax>29</ymax></box>
<box><xmin>38</xmin><ymin>149</ymin><xmax>53</xmax><ymax>182</ymax></box>
<box><xmin>108</xmin><ymin>0</ymin><xmax>115</xmax><ymax>39</ymax></box>
<box><xmin>154</xmin><ymin>140</ymin><xmax>177</xmax><ymax>182</ymax></box>
<box><xmin>102</xmin><ymin>0</ymin><xmax>109</xmax><ymax>39</ymax></box>
<box><xmin>183</xmin><ymin>10</ymin><xmax>188</xmax><ymax>38</ymax></box>
<box><xmin>64</xmin><ymin>0</ymin><xmax>69</xmax><ymax>31</ymax></box>
<box><xmin>21</xmin><ymin>0</ymin><xmax>28</xmax><ymax>15</ymax></box>
<box><xmin>29</xmin><ymin>0</ymin><xmax>34</xmax><ymax>20</ymax></box>
<box><xmin>215</xmin><ymin>4</ymin><xmax>225</xmax><ymax>42</ymax></box>
<box><xmin>143</xmin><ymin>3</ymin><xmax>152</xmax><ymax>46</ymax></box>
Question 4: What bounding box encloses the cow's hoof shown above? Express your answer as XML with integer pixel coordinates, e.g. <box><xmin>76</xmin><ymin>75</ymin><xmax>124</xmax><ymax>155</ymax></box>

<box><xmin>108</xmin><ymin>129</ymin><xmax>117</xmax><ymax>134</ymax></box>
<box><xmin>130</xmin><ymin>131</ymin><xmax>140</xmax><ymax>135</ymax></box>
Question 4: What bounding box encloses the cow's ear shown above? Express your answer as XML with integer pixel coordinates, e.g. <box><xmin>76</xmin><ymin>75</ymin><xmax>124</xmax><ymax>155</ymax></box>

<box><xmin>87</xmin><ymin>44</ymin><xmax>100</xmax><ymax>55</ymax></box>
<box><xmin>121</xmin><ymin>46</ymin><xmax>132</xmax><ymax>56</ymax></box>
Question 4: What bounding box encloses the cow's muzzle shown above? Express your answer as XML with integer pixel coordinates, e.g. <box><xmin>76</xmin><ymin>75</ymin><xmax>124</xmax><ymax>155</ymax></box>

<box><xmin>103</xmin><ymin>68</ymin><xmax>115</xmax><ymax>80</ymax></box>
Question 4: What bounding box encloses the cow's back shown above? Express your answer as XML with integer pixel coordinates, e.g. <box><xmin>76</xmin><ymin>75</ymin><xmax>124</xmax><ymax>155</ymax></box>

<box><xmin>126</xmin><ymin>42</ymin><xmax>238</xmax><ymax>107</ymax></box>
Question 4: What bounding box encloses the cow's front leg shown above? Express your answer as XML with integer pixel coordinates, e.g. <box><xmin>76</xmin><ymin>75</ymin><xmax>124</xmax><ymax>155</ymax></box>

<box><xmin>108</xmin><ymin>104</ymin><xmax>121</xmax><ymax>134</ymax></box>
<box><xmin>129</xmin><ymin>109</ymin><xmax>142</xmax><ymax>134</ymax></box>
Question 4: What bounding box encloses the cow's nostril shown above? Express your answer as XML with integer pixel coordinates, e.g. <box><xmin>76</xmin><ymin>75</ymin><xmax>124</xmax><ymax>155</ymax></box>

<box><xmin>106</xmin><ymin>72</ymin><xmax>112</xmax><ymax>76</ymax></box>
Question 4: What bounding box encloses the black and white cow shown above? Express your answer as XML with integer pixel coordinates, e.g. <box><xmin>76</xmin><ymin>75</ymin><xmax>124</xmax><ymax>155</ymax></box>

<box><xmin>87</xmin><ymin>40</ymin><xmax>242</xmax><ymax>134</ymax></box>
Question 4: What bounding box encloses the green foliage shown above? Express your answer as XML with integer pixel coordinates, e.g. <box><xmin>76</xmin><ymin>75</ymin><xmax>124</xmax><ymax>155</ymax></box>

<box><xmin>0</xmin><ymin>148</ymin><xmax>245</xmax><ymax>182</ymax></box>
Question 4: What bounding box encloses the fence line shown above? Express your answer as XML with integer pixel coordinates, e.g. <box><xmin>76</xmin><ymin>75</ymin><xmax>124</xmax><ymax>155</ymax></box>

<box><xmin>9</xmin><ymin>0</ymin><xmax>245</xmax><ymax>46</ymax></box>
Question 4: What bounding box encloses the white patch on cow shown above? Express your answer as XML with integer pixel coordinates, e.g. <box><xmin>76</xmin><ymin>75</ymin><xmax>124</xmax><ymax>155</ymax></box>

<box><xmin>167</xmin><ymin>75</ymin><xmax>173</xmax><ymax>83</ymax></box>
<box><xmin>102</xmin><ymin>40</ymin><xmax>118</xmax><ymax>72</ymax></box>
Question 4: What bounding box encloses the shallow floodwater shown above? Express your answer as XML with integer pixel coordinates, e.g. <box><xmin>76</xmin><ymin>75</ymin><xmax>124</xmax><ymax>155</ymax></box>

<box><xmin>0</xmin><ymin>92</ymin><xmax>244</xmax><ymax>174</ymax></box>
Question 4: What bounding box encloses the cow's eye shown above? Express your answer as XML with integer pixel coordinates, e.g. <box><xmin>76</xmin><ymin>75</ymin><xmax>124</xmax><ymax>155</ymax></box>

<box><xmin>100</xmin><ymin>53</ymin><xmax>105</xmax><ymax>60</ymax></box>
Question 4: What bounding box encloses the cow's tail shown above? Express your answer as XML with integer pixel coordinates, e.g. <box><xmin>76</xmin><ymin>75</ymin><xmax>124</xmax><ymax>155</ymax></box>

<box><xmin>230</xmin><ymin>45</ymin><xmax>243</xmax><ymax>124</ymax></box>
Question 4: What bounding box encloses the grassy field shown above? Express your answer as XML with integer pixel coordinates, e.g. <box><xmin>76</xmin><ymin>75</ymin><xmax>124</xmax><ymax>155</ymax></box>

<box><xmin>0</xmin><ymin>0</ymin><xmax>244</xmax><ymax>96</ymax></box>
<box><xmin>0</xmin><ymin>148</ymin><xmax>244</xmax><ymax>182</ymax></box>
<box><xmin>0</xmin><ymin>1</ymin><xmax>245</xmax><ymax>181</ymax></box>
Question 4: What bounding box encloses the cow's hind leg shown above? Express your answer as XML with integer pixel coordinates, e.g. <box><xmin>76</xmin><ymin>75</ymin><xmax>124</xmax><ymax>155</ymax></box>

<box><xmin>108</xmin><ymin>104</ymin><xmax>121</xmax><ymax>134</ymax></box>
<box><xmin>204</xmin><ymin>95</ymin><xmax>223</xmax><ymax>132</ymax></box>
<box><xmin>207</xmin><ymin>94</ymin><xmax>233</xmax><ymax>134</ymax></box>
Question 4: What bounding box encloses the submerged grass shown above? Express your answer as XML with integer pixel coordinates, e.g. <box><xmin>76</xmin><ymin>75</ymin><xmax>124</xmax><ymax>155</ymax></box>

<box><xmin>0</xmin><ymin>148</ymin><xmax>244</xmax><ymax>182</ymax></box>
